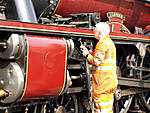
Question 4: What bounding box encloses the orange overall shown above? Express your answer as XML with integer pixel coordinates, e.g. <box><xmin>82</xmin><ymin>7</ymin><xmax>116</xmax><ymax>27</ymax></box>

<box><xmin>87</xmin><ymin>35</ymin><xmax>118</xmax><ymax>113</ymax></box>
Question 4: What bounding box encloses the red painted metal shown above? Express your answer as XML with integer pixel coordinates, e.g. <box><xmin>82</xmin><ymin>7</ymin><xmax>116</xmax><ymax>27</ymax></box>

<box><xmin>54</xmin><ymin>0</ymin><xmax>150</xmax><ymax>30</ymax></box>
<box><xmin>0</xmin><ymin>20</ymin><xmax>93</xmax><ymax>36</ymax></box>
<box><xmin>143</xmin><ymin>25</ymin><xmax>150</xmax><ymax>34</ymax></box>
<box><xmin>21</xmin><ymin>35</ymin><xmax>67</xmax><ymax>100</ymax></box>
<box><xmin>0</xmin><ymin>20</ymin><xmax>149</xmax><ymax>41</ymax></box>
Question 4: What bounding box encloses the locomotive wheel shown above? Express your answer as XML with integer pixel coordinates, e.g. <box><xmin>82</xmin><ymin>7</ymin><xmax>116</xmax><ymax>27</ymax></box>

<box><xmin>138</xmin><ymin>75</ymin><xmax>150</xmax><ymax>111</ymax></box>
<box><xmin>116</xmin><ymin>45</ymin><xmax>134</xmax><ymax>113</ymax></box>
<box><xmin>114</xmin><ymin>66</ymin><xmax>134</xmax><ymax>113</ymax></box>
<box><xmin>55</xmin><ymin>94</ymin><xmax>78</xmax><ymax>113</ymax></box>
<box><xmin>115</xmin><ymin>95</ymin><xmax>133</xmax><ymax>113</ymax></box>
<box><xmin>33</xmin><ymin>94</ymin><xmax>78</xmax><ymax>113</ymax></box>
<box><xmin>33</xmin><ymin>104</ymin><xmax>45</xmax><ymax>113</ymax></box>
<box><xmin>138</xmin><ymin>51</ymin><xmax>150</xmax><ymax>112</ymax></box>
<box><xmin>139</xmin><ymin>92</ymin><xmax>150</xmax><ymax>111</ymax></box>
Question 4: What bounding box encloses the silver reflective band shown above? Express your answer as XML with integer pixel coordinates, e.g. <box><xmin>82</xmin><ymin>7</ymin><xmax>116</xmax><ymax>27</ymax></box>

<box><xmin>102</xmin><ymin>59</ymin><xmax>116</xmax><ymax>63</ymax></box>
<box><xmin>95</xmin><ymin>53</ymin><xmax>104</xmax><ymax>59</ymax></box>
<box><xmin>95</xmin><ymin>100</ymin><xmax>113</xmax><ymax>106</ymax></box>
<box><xmin>100</xmin><ymin>107</ymin><xmax>113</xmax><ymax>113</ymax></box>
<box><xmin>94</xmin><ymin>57</ymin><xmax>101</xmax><ymax>65</ymax></box>
<box><xmin>92</xmin><ymin>66</ymin><xmax>116</xmax><ymax>70</ymax></box>
<box><xmin>95</xmin><ymin>100</ymin><xmax>113</xmax><ymax>113</ymax></box>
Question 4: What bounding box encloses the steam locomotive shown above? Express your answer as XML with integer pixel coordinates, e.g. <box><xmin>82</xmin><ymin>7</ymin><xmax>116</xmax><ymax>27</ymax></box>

<box><xmin>0</xmin><ymin>0</ymin><xmax>149</xmax><ymax>113</ymax></box>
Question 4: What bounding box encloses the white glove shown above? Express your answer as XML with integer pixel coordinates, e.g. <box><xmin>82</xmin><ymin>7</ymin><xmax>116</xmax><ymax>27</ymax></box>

<box><xmin>80</xmin><ymin>45</ymin><xmax>89</xmax><ymax>57</ymax></box>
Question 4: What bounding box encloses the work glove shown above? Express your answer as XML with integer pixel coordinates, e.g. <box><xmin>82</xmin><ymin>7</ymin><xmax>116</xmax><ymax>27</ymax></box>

<box><xmin>80</xmin><ymin>45</ymin><xmax>89</xmax><ymax>57</ymax></box>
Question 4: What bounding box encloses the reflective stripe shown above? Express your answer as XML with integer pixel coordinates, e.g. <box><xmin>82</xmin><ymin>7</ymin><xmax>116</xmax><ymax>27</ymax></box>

<box><xmin>95</xmin><ymin>101</ymin><xmax>113</xmax><ymax>113</ymax></box>
<box><xmin>92</xmin><ymin>66</ymin><xmax>116</xmax><ymax>70</ymax></box>
<box><xmin>94</xmin><ymin>57</ymin><xmax>101</xmax><ymax>65</ymax></box>
<box><xmin>100</xmin><ymin>107</ymin><xmax>113</xmax><ymax>113</ymax></box>
<box><xmin>102</xmin><ymin>59</ymin><xmax>116</xmax><ymax>63</ymax></box>
<box><xmin>95</xmin><ymin>100</ymin><xmax>113</xmax><ymax>107</ymax></box>
<box><xmin>95</xmin><ymin>53</ymin><xmax>104</xmax><ymax>60</ymax></box>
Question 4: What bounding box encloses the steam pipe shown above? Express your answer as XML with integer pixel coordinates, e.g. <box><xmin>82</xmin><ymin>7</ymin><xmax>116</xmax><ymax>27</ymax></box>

<box><xmin>14</xmin><ymin>0</ymin><xmax>37</xmax><ymax>23</ymax></box>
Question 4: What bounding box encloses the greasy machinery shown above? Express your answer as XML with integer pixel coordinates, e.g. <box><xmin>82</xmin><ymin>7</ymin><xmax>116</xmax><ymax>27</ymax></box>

<box><xmin>0</xmin><ymin>0</ymin><xmax>149</xmax><ymax>113</ymax></box>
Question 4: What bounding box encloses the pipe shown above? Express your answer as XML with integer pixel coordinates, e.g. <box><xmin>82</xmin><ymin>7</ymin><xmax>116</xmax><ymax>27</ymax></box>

<box><xmin>14</xmin><ymin>0</ymin><xmax>37</xmax><ymax>23</ymax></box>
<box><xmin>71</xmin><ymin>76</ymin><xmax>80</xmax><ymax>80</ymax></box>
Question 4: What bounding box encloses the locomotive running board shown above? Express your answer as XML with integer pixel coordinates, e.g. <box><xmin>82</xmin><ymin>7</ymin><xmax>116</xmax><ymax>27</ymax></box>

<box><xmin>0</xmin><ymin>20</ymin><xmax>94</xmax><ymax>38</ymax></box>
<box><xmin>0</xmin><ymin>20</ymin><xmax>149</xmax><ymax>42</ymax></box>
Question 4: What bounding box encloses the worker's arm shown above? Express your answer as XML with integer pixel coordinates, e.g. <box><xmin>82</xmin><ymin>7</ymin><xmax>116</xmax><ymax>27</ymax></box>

<box><xmin>87</xmin><ymin>42</ymin><xmax>107</xmax><ymax>66</ymax></box>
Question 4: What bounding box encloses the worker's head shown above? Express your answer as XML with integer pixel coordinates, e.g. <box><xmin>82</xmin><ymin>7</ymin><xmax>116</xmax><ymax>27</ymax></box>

<box><xmin>94</xmin><ymin>22</ymin><xmax>110</xmax><ymax>40</ymax></box>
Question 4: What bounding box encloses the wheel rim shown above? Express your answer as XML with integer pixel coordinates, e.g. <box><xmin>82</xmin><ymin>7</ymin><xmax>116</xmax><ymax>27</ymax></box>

<box><xmin>115</xmin><ymin>95</ymin><xmax>133</xmax><ymax>113</ymax></box>
<box><xmin>138</xmin><ymin>49</ymin><xmax>150</xmax><ymax>111</ymax></box>
<box><xmin>55</xmin><ymin>94</ymin><xmax>78</xmax><ymax>113</ymax></box>
<box><xmin>115</xmin><ymin>45</ymin><xmax>134</xmax><ymax>113</ymax></box>
<box><xmin>139</xmin><ymin>90</ymin><xmax>150</xmax><ymax>111</ymax></box>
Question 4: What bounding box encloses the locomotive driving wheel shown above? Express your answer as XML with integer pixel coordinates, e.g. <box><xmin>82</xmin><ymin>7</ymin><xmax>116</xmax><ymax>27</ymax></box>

<box><xmin>138</xmin><ymin>75</ymin><xmax>150</xmax><ymax>112</ymax></box>
<box><xmin>115</xmin><ymin>95</ymin><xmax>134</xmax><ymax>113</ymax></box>
<box><xmin>139</xmin><ymin>91</ymin><xmax>150</xmax><ymax>112</ymax></box>
<box><xmin>115</xmin><ymin>45</ymin><xmax>134</xmax><ymax>113</ymax></box>
<box><xmin>54</xmin><ymin>94</ymin><xmax>78</xmax><ymax>113</ymax></box>
<box><xmin>33</xmin><ymin>94</ymin><xmax>78</xmax><ymax>113</ymax></box>
<box><xmin>137</xmin><ymin>47</ymin><xmax>150</xmax><ymax>112</ymax></box>
<box><xmin>138</xmin><ymin>58</ymin><xmax>150</xmax><ymax>112</ymax></box>
<box><xmin>114</xmin><ymin>83</ymin><xmax>134</xmax><ymax>113</ymax></box>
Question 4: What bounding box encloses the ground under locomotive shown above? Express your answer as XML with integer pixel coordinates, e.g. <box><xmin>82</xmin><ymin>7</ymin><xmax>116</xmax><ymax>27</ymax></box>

<box><xmin>0</xmin><ymin>0</ymin><xmax>149</xmax><ymax>113</ymax></box>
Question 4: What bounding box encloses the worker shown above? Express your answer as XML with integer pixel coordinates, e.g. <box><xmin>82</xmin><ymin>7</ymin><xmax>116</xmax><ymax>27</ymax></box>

<box><xmin>80</xmin><ymin>22</ymin><xmax>118</xmax><ymax>113</ymax></box>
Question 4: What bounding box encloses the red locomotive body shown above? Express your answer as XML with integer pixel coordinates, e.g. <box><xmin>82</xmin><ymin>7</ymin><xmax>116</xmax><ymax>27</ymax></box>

<box><xmin>50</xmin><ymin>0</ymin><xmax>150</xmax><ymax>30</ymax></box>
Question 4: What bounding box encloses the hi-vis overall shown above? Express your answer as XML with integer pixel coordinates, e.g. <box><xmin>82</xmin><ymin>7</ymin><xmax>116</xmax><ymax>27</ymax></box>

<box><xmin>87</xmin><ymin>35</ymin><xmax>118</xmax><ymax>113</ymax></box>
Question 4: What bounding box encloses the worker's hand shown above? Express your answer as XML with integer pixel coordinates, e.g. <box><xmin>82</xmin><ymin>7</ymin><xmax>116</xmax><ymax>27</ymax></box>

<box><xmin>80</xmin><ymin>45</ymin><xmax>89</xmax><ymax>57</ymax></box>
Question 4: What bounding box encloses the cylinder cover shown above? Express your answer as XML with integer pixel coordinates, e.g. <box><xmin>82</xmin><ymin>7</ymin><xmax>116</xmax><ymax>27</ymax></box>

<box><xmin>0</xmin><ymin>62</ymin><xmax>24</xmax><ymax>103</ymax></box>
<box><xmin>0</xmin><ymin>34</ymin><xmax>25</xmax><ymax>59</ymax></box>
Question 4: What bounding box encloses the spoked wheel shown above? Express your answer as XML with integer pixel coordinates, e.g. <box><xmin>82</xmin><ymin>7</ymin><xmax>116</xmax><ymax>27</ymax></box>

<box><xmin>114</xmin><ymin>67</ymin><xmax>134</xmax><ymax>113</ymax></box>
<box><xmin>114</xmin><ymin>85</ymin><xmax>134</xmax><ymax>113</ymax></box>
<box><xmin>138</xmin><ymin>68</ymin><xmax>150</xmax><ymax>112</ymax></box>
<box><xmin>54</xmin><ymin>94</ymin><xmax>78</xmax><ymax>113</ymax></box>
<box><xmin>137</xmin><ymin>48</ymin><xmax>150</xmax><ymax>112</ymax></box>
<box><xmin>33</xmin><ymin>94</ymin><xmax>78</xmax><ymax>113</ymax></box>
<box><xmin>115</xmin><ymin>95</ymin><xmax>134</xmax><ymax>113</ymax></box>
<box><xmin>138</xmin><ymin>78</ymin><xmax>150</xmax><ymax>112</ymax></box>
<box><xmin>139</xmin><ymin>92</ymin><xmax>150</xmax><ymax>112</ymax></box>
<box><xmin>115</xmin><ymin>45</ymin><xmax>134</xmax><ymax>113</ymax></box>
<box><xmin>34</xmin><ymin>104</ymin><xmax>45</xmax><ymax>113</ymax></box>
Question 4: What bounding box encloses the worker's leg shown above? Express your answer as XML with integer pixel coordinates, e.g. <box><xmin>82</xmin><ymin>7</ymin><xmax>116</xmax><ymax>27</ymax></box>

<box><xmin>94</xmin><ymin>93</ymin><xmax>114</xmax><ymax>113</ymax></box>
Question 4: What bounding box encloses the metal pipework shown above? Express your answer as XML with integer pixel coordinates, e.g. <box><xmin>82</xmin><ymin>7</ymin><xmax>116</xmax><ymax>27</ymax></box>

<box><xmin>14</xmin><ymin>0</ymin><xmax>37</xmax><ymax>23</ymax></box>
<box><xmin>66</xmin><ymin>39</ymin><xmax>74</xmax><ymax>58</ymax></box>
<box><xmin>60</xmin><ymin>70</ymin><xmax>72</xmax><ymax>95</ymax></box>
